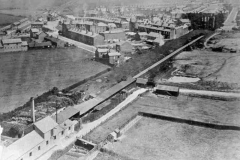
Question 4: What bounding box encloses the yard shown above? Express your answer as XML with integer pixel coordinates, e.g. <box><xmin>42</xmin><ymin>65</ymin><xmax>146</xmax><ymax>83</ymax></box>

<box><xmin>0</xmin><ymin>48</ymin><xmax>110</xmax><ymax>113</ymax></box>
<box><xmin>104</xmin><ymin>117</ymin><xmax>240</xmax><ymax>160</ymax></box>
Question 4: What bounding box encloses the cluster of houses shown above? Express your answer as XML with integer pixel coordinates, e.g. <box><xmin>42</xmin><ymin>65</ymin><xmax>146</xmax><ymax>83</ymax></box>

<box><xmin>132</xmin><ymin>15</ymin><xmax>191</xmax><ymax>40</ymax></box>
<box><xmin>61</xmin><ymin>16</ymin><xmax>128</xmax><ymax>46</ymax></box>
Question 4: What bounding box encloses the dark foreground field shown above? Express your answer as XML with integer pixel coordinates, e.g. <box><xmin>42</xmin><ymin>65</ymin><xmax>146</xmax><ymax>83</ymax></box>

<box><xmin>0</xmin><ymin>48</ymin><xmax>109</xmax><ymax>113</ymax></box>
<box><xmin>0</xmin><ymin>13</ymin><xmax>24</xmax><ymax>27</ymax></box>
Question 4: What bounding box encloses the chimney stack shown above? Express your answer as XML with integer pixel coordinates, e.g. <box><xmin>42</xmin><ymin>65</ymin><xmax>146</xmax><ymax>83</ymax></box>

<box><xmin>30</xmin><ymin>97</ymin><xmax>35</xmax><ymax>123</ymax></box>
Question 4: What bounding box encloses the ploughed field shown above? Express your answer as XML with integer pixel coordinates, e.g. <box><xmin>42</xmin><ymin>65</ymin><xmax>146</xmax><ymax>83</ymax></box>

<box><xmin>103</xmin><ymin>117</ymin><xmax>240</xmax><ymax>160</ymax></box>
<box><xmin>0</xmin><ymin>48</ymin><xmax>109</xmax><ymax>113</ymax></box>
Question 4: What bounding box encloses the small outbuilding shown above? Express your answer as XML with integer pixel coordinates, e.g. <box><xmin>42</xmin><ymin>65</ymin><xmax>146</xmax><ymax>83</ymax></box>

<box><xmin>136</xmin><ymin>78</ymin><xmax>148</xmax><ymax>88</ymax></box>
<box><xmin>116</xmin><ymin>41</ymin><xmax>133</xmax><ymax>54</ymax></box>
<box><xmin>154</xmin><ymin>85</ymin><xmax>179</xmax><ymax>97</ymax></box>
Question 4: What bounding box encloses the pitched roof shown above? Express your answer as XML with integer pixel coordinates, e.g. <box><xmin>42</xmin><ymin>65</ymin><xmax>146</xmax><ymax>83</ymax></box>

<box><xmin>136</xmin><ymin>78</ymin><xmax>148</xmax><ymax>84</ymax></box>
<box><xmin>155</xmin><ymin>85</ymin><xmax>179</xmax><ymax>92</ymax></box>
<box><xmin>3</xmin><ymin>131</ymin><xmax>43</xmax><ymax>160</ymax></box>
<box><xmin>21</xmin><ymin>41</ymin><xmax>28</xmax><ymax>46</ymax></box>
<box><xmin>13</xmin><ymin>22</ymin><xmax>20</xmax><ymax>26</ymax></box>
<box><xmin>2</xmin><ymin>38</ymin><xmax>22</xmax><ymax>44</ymax></box>
<box><xmin>97</xmin><ymin>48</ymin><xmax>109</xmax><ymax>53</ymax></box>
<box><xmin>138</xmin><ymin>32</ymin><xmax>148</xmax><ymax>36</ymax></box>
<box><xmin>31</xmin><ymin>28</ymin><xmax>39</xmax><ymax>33</ymax></box>
<box><xmin>74</xmin><ymin>78</ymin><xmax>135</xmax><ymax>114</ymax></box>
<box><xmin>148</xmin><ymin>32</ymin><xmax>161</xmax><ymax>38</ymax></box>
<box><xmin>34</xmin><ymin>116</ymin><xmax>58</xmax><ymax>133</ymax></box>
<box><xmin>108</xmin><ymin>52</ymin><xmax>121</xmax><ymax>56</ymax></box>
<box><xmin>59</xmin><ymin>119</ymin><xmax>75</xmax><ymax>129</ymax></box>
<box><xmin>31</xmin><ymin>22</ymin><xmax>44</xmax><ymax>25</ymax></box>
<box><xmin>69</xmin><ymin>28</ymin><xmax>101</xmax><ymax>38</ymax></box>
<box><xmin>98</xmin><ymin>22</ymin><xmax>108</xmax><ymax>27</ymax></box>
<box><xmin>180</xmin><ymin>19</ymin><xmax>190</xmax><ymax>23</ymax></box>
<box><xmin>52</xmin><ymin>107</ymin><xmax>79</xmax><ymax>124</ymax></box>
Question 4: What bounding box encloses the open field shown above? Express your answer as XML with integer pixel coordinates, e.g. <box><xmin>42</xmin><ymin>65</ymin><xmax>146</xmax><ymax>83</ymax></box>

<box><xmin>0</xmin><ymin>13</ymin><xmax>24</xmax><ymax>26</ymax></box>
<box><xmin>211</xmin><ymin>32</ymin><xmax>240</xmax><ymax>51</ymax></box>
<box><xmin>172</xmin><ymin>50</ymin><xmax>240</xmax><ymax>84</ymax></box>
<box><xmin>104</xmin><ymin>117</ymin><xmax>240</xmax><ymax>160</ymax></box>
<box><xmin>0</xmin><ymin>48</ymin><xmax>109</xmax><ymax>113</ymax></box>
<box><xmin>84</xmin><ymin>92</ymin><xmax>240</xmax><ymax>143</ymax></box>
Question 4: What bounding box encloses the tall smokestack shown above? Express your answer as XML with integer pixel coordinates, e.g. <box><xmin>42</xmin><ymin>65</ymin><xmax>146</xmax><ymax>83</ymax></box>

<box><xmin>30</xmin><ymin>97</ymin><xmax>35</xmax><ymax>123</ymax></box>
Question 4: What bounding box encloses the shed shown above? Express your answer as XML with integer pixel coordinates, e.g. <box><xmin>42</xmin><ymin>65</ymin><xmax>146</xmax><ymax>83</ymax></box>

<box><xmin>116</xmin><ymin>41</ymin><xmax>133</xmax><ymax>54</ymax></box>
<box><xmin>154</xmin><ymin>85</ymin><xmax>179</xmax><ymax>97</ymax></box>
<box><xmin>136</xmin><ymin>78</ymin><xmax>148</xmax><ymax>88</ymax></box>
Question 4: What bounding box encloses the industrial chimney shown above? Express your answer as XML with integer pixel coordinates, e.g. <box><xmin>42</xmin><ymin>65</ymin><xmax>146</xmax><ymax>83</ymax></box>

<box><xmin>30</xmin><ymin>97</ymin><xmax>35</xmax><ymax>123</ymax></box>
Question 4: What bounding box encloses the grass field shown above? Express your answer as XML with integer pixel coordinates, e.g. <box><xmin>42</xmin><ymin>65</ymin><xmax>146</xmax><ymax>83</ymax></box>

<box><xmin>172</xmin><ymin>50</ymin><xmax>240</xmax><ymax>84</ymax></box>
<box><xmin>0</xmin><ymin>48</ymin><xmax>109</xmax><ymax>113</ymax></box>
<box><xmin>0</xmin><ymin>13</ymin><xmax>24</xmax><ymax>27</ymax></box>
<box><xmin>104</xmin><ymin>117</ymin><xmax>240</xmax><ymax>160</ymax></box>
<box><xmin>85</xmin><ymin>93</ymin><xmax>240</xmax><ymax>143</ymax></box>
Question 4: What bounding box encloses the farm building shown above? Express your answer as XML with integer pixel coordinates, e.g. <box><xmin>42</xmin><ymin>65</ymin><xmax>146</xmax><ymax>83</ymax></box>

<box><xmin>44</xmin><ymin>36</ymin><xmax>66</xmax><ymax>48</ymax></box>
<box><xmin>95</xmin><ymin>48</ymin><xmax>109</xmax><ymax>59</ymax></box>
<box><xmin>116</xmin><ymin>41</ymin><xmax>133</xmax><ymax>54</ymax></box>
<box><xmin>136</xmin><ymin>78</ymin><xmax>148</xmax><ymax>88</ymax></box>
<box><xmin>36</xmin><ymin>32</ymin><xmax>47</xmax><ymax>42</ymax></box>
<box><xmin>154</xmin><ymin>85</ymin><xmax>179</xmax><ymax>97</ymax></box>
<box><xmin>103</xmin><ymin>51</ymin><xmax>122</xmax><ymax>65</ymax></box>
<box><xmin>21</xmin><ymin>41</ymin><xmax>28</xmax><ymax>51</ymax></box>
<box><xmin>17</xmin><ymin>21</ymin><xmax>31</xmax><ymax>31</ymax></box>
<box><xmin>31</xmin><ymin>22</ymin><xmax>44</xmax><ymax>30</ymax></box>
<box><xmin>30</xmin><ymin>28</ymin><xmax>40</xmax><ymax>38</ymax></box>
<box><xmin>0</xmin><ymin>39</ymin><xmax>28</xmax><ymax>52</ymax></box>
<box><xmin>0</xmin><ymin>31</ymin><xmax>6</xmax><ymax>38</ymax></box>
<box><xmin>28</xmin><ymin>41</ymin><xmax>52</xmax><ymax>49</ymax></box>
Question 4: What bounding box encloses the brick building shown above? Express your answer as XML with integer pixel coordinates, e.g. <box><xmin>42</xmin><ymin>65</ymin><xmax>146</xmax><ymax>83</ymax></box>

<box><xmin>62</xmin><ymin>23</ymin><xmax>105</xmax><ymax>46</ymax></box>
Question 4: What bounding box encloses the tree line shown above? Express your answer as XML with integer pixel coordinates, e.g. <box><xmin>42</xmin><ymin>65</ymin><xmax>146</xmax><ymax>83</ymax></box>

<box><xmin>182</xmin><ymin>12</ymin><xmax>225</xmax><ymax>31</ymax></box>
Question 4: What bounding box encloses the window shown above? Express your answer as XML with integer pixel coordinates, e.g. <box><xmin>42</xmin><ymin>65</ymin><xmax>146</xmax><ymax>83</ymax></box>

<box><xmin>38</xmin><ymin>146</ymin><xmax>41</xmax><ymax>150</ymax></box>
<box><xmin>46</xmin><ymin>141</ymin><xmax>49</xmax><ymax>145</ymax></box>
<box><xmin>69</xmin><ymin>127</ymin><xmax>71</xmax><ymax>130</ymax></box>
<box><xmin>51</xmin><ymin>129</ymin><xmax>54</xmax><ymax>136</ymax></box>
<box><xmin>54</xmin><ymin>136</ymin><xmax>56</xmax><ymax>140</ymax></box>
<box><xmin>62</xmin><ymin>131</ymin><xmax>64</xmax><ymax>135</ymax></box>
<box><xmin>29</xmin><ymin>152</ymin><xmax>32</xmax><ymax>156</ymax></box>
